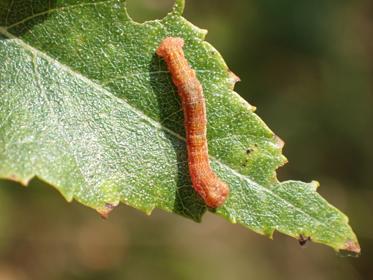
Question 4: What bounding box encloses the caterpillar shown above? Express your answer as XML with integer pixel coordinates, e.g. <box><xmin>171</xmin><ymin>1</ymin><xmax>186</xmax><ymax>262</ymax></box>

<box><xmin>156</xmin><ymin>37</ymin><xmax>230</xmax><ymax>208</ymax></box>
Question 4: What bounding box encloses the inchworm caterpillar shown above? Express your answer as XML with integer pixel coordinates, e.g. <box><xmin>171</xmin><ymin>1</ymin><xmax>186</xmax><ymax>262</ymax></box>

<box><xmin>156</xmin><ymin>37</ymin><xmax>230</xmax><ymax>208</ymax></box>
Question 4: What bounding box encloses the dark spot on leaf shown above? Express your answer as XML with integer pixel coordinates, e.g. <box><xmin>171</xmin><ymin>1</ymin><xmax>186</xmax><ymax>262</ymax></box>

<box><xmin>246</xmin><ymin>148</ymin><xmax>253</xmax><ymax>155</ymax></box>
<box><xmin>241</xmin><ymin>158</ymin><xmax>250</xmax><ymax>167</ymax></box>
<box><xmin>298</xmin><ymin>234</ymin><xmax>311</xmax><ymax>247</ymax></box>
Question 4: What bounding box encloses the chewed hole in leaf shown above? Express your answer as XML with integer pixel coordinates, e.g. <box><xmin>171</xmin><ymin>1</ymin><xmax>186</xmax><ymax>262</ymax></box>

<box><xmin>126</xmin><ymin>0</ymin><xmax>174</xmax><ymax>22</ymax></box>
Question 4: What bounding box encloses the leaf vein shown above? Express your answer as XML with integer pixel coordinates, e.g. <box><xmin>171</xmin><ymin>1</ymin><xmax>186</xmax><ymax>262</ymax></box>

<box><xmin>4</xmin><ymin>0</ymin><xmax>121</xmax><ymax>29</ymax></box>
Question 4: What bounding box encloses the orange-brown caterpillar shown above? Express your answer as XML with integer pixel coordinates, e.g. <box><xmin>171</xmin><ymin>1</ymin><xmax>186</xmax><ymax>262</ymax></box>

<box><xmin>156</xmin><ymin>37</ymin><xmax>229</xmax><ymax>208</ymax></box>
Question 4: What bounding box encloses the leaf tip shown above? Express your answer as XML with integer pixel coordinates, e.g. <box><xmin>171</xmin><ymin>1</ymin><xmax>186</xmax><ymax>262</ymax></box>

<box><xmin>338</xmin><ymin>240</ymin><xmax>361</xmax><ymax>257</ymax></box>
<box><xmin>145</xmin><ymin>207</ymin><xmax>155</xmax><ymax>216</ymax></box>
<box><xmin>97</xmin><ymin>202</ymin><xmax>119</xmax><ymax>219</ymax></box>
<box><xmin>222</xmin><ymin>211</ymin><xmax>237</xmax><ymax>224</ymax></box>
<box><xmin>172</xmin><ymin>0</ymin><xmax>185</xmax><ymax>15</ymax></box>
<box><xmin>264</xmin><ymin>228</ymin><xmax>274</xmax><ymax>239</ymax></box>
<box><xmin>5</xmin><ymin>174</ymin><xmax>31</xmax><ymax>187</ymax></box>
<box><xmin>230</xmin><ymin>90</ymin><xmax>256</xmax><ymax>112</ymax></box>
<box><xmin>310</xmin><ymin>180</ymin><xmax>320</xmax><ymax>191</ymax></box>
<box><xmin>273</xmin><ymin>135</ymin><xmax>285</xmax><ymax>150</ymax></box>
<box><xmin>228</xmin><ymin>70</ymin><xmax>241</xmax><ymax>86</ymax></box>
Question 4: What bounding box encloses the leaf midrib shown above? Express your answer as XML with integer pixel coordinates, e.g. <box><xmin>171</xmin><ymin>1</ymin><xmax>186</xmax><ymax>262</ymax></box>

<box><xmin>0</xmin><ymin>27</ymin><xmax>327</xmax><ymax>229</ymax></box>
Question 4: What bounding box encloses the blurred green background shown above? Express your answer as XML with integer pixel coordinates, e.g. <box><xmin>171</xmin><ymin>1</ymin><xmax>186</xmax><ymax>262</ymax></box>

<box><xmin>0</xmin><ymin>0</ymin><xmax>372</xmax><ymax>279</ymax></box>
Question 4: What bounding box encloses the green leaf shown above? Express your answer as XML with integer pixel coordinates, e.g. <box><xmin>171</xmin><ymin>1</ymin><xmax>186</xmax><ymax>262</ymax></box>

<box><xmin>0</xmin><ymin>0</ymin><xmax>360</xmax><ymax>255</ymax></box>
